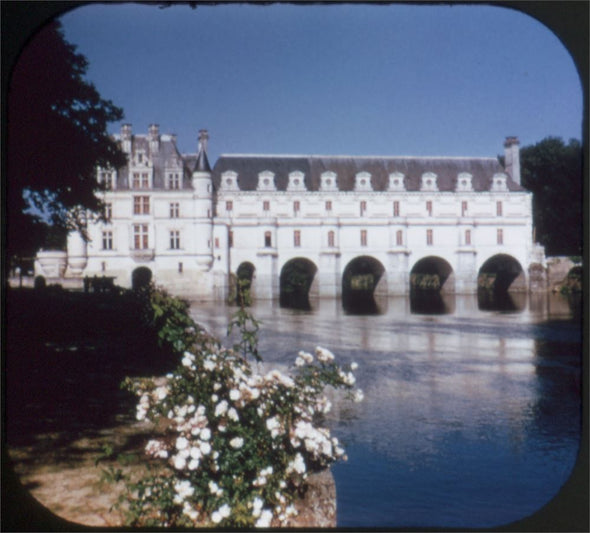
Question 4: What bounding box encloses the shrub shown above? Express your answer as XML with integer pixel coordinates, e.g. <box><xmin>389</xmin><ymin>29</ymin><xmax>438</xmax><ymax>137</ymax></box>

<box><xmin>107</xmin><ymin>287</ymin><xmax>363</xmax><ymax>527</ymax></box>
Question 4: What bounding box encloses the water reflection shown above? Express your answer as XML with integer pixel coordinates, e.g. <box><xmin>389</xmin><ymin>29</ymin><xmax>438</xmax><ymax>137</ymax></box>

<box><xmin>477</xmin><ymin>289</ymin><xmax>527</xmax><ymax>313</ymax></box>
<box><xmin>410</xmin><ymin>290</ymin><xmax>455</xmax><ymax>315</ymax></box>
<box><xmin>189</xmin><ymin>293</ymin><xmax>582</xmax><ymax>528</ymax></box>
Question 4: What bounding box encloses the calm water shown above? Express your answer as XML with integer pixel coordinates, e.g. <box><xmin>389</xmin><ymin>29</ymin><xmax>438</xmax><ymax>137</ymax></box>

<box><xmin>190</xmin><ymin>292</ymin><xmax>582</xmax><ymax>529</ymax></box>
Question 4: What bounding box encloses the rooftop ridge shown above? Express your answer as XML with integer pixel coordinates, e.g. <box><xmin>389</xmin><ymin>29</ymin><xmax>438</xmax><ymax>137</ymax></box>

<box><xmin>216</xmin><ymin>153</ymin><xmax>499</xmax><ymax>161</ymax></box>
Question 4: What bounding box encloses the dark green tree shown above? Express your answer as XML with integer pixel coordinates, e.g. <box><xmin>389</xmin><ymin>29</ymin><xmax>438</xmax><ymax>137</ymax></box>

<box><xmin>519</xmin><ymin>137</ymin><xmax>583</xmax><ymax>256</ymax></box>
<box><xmin>6</xmin><ymin>20</ymin><xmax>126</xmax><ymax>263</ymax></box>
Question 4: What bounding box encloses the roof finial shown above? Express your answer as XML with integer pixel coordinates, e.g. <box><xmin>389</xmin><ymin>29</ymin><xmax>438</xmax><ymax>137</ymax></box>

<box><xmin>198</xmin><ymin>129</ymin><xmax>209</xmax><ymax>153</ymax></box>
<box><xmin>195</xmin><ymin>129</ymin><xmax>211</xmax><ymax>172</ymax></box>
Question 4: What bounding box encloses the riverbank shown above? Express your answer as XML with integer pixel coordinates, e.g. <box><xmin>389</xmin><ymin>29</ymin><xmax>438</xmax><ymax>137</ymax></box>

<box><xmin>4</xmin><ymin>287</ymin><xmax>340</xmax><ymax>528</ymax></box>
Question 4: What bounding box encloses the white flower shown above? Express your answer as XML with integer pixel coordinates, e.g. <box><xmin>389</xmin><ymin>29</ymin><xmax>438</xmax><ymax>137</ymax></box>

<box><xmin>176</xmin><ymin>436</ymin><xmax>189</xmax><ymax>450</ymax></box>
<box><xmin>315</xmin><ymin>346</ymin><xmax>335</xmax><ymax>363</ymax></box>
<box><xmin>354</xmin><ymin>389</ymin><xmax>365</xmax><ymax>403</ymax></box>
<box><xmin>252</xmin><ymin>497</ymin><xmax>264</xmax><ymax>518</ymax></box>
<box><xmin>209</xmin><ymin>480</ymin><xmax>223</xmax><ymax>496</ymax></box>
<box><xmin>215</xmin><ymin>400</ymin><xmax>228</xmax><ymax>417</ymax></box>
<box><xmin>255</xmin><ymin>509</ymin><xmax>273</xmax><ymax>528</ymax></box>
<box><xmin>294</xmin><ymin>356</ymin><xmax>305</xmax><ymax>367</ymax></box>
<box><xmin>182</xmin><ymin>354</ymin><xmax>194</xmax><ymax>368</ymax></box>
<box><xmin>188</xmin><ymin>458</ymin><xmax>200</xmax><ymax>470</ymax></box>
<box><xmin>351</xmin><ymin>361</ymin><xmax>358</xmax><ymax>370</ymax></box>
<box><xmin>298</xmin><ymin>350</ymin><xmax>314</xmax><ymax>364</ymax></box>
<box><xmin>229</xmin><ymin>436</ymin><xmax>244</xmax><ymax>449</ymax></box>
<box><xmin>204</xmin><ymin>359</ymin><xmax>216</xmax><ymax>371</ymax></box>
<box><xmin>228</xmin><ymin>407</ymin><xmax>239</xmax><ymax>422</ymax></box>
<box><xmin>183</xmin><ymin>501</ymin><xmax>199</xmax><ymax>522</ymax></box>
<box><xmin>212</xmin><ymin>503</ymin><xmax>231</xmax><ymax>523</ymax></box>
<box><xmin>189</xmin><ymin>446</ymin><xmax>202</xmax><ymax>460</ymax></box>
<box><xmin>200</xmin><ymin>427</ymin><xmax>211</xmax><ymax>441</ymax></box>
<box><xmin>173</xmin><ymin>479</ymin><xmax>194</xmax><ymax>502</ymax></box>
<box><xmin>200</xmin><ymin>441</ymin><xmax>212</xmax><ymax>455</ymax></box>
<box><xmin>172</xmin><ymin>454</ymin><xmax>186</xmax><ymax>470</ymax></box>
<box><xmin>211</xmin><ymin>394</ymin><xmax>219</xmax><ymax>403</ymax></box>
<box><xmin>287</xmin><ymin>453</ymin><xmax>307</xmax><ymax>474</ymax></box>
<box><xmin>154</xmin><ymin>386</ymin><xmax>168</xmax><ymax>400</ymax></box>
<box><xmin>213</xmin><ymin>382</ymin><xmax>222</xmax><ymax>391</ymax></box>
<box><xmin>229</xmin><ymin>389</ymin><xmax>240</xmax><ymax>401</ymax></box>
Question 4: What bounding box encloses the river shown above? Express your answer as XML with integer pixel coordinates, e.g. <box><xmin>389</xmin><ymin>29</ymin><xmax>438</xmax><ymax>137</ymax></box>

<box><xmin>189</xmin><ymin>291</ymin><xmax>582</xmax><ymax>529</ymax></box>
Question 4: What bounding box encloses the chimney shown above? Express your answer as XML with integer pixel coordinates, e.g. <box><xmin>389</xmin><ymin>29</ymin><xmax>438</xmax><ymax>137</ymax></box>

<box><xmin>504</xmin><ymin>136</ymin><xmax>520</xmax><ymax>186</ymax></box>
<box><xmin>148</xmin><ymin>123</ymin><xmax>160</xmax><ymax>152</ymax></box>
<box><xmin>121</xmin><ymin>124</ymin><xmax>132</xmax><ymax>153</ymax></box>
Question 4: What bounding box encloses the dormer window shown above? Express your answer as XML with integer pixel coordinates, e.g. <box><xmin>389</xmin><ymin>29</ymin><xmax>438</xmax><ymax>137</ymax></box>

<box><xmin>257</xmin><ymin>170</ymin><xmax>276</xmax><ymax>191</ymax></box>
<box><xmin>220</xmin><ymin>171</ymin><xmax>239</xmax><ymax>191</ymax></box>
<box><xmin>287</xmin><ymin>171</ymin><xmax>307</xmax><ymax>191</ymax></box>
<box><xmin>99</xmin><ymin>169</ymin><xmax>116</xmax><ymax>190</ymax></box>
<box><xmin>320</xmin><ymin>171</ymin><xmax>338</xmax><ymax>192</ymax></box>
<box><xmin>388</xmin><ymin>172</ymin><xmax>405</xmax><ymax>191</ymax></box>
<box><xmin>491</xmin><ymin>173</ymin><xmax>508</xmax><ymax>191</ymax></box>
<box><xmin>420</xmin><ymin>172</ymin><xmax>438</xmax><ymax>192</ymax></box>
<box><xmin>167</xmin><ymin>172</ymin><xmax>181</xmax><ymax>190</ymax></box>
<box><xmin>354</xmin><ymin>172</ymin><xmax>373</xmax><ymax>192</ymax></box>
<box><xmin>456</xmin><ymin>172</ymin><xmax>473</xmax><ymax>192</ymax></box>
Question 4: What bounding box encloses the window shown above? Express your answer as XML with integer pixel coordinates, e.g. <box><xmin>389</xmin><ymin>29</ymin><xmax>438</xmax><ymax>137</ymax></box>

<box><xmin>104</xmin><ymin>203</ymin><xmax>112</xmax><ymax>221</ymax></box>
<box><xmin>133</xmin><ymin>224</ymin><xmax>149</xmax><ymax>249</ymax></box>
<box><xmin>101</xmin><ymin>261</ymin><xmax>106</xmax><ymax>272</ymax></box>
<box><xmin>426</xmin><ymin>229</ymin><xmax>433</xmax><ymax>245</ymax></box>
<box><xmin>326</xmin><ymin>200</ymin><xmax>332</xmax><ymax>212</ymax></box>
<box><xmin>465</xmin><ymin>229</ymin><xmax>471</xmax><ymax>245</ymax></box>
<box><xmin>170</xmin><ymin>230</ymin><xmax>180</xmax><ymax>249</ymax></box>
<box><xmin>229</xmin><ymin>231</ymin><xmax>234</xmax><ymax>248</ymax></box>
<box><xmin>226</xmin><ymin>200</ymin><xmax>233</xmax><ymax>212</ymax></box>
<box><xmin>102</xmin><ymin>230</ymin><xmax>113</xmax><ymax>250</ymax></box>
<box><xmin>133</xmin><ymin>196</ymin><xmax>150</xmax><ymax>215</ymax></box>
<box><xmin>215</xmin><ymin>237</ymin><xmax>220</xmax><ymax>249</ymax></box>
<box><xmin>132</xmin><ymin>172</ymin><xmax>150</xmax><ymax>189</ymax></box>
<box><xmin>293</xmin><ymin>200</ymin><xmax>300</xmax><ymax>213</ymax></box>
<box><xmin>396</xmin><ymin>230</ymin><xmax>403</xmax><ymax>246</ymax></box>
<box><xmin>100</xmin><ymin>171</ymin><xmax>113</xmax><ymax>190</ymax></box>
<box><xmin>263</xmin><ymin>200</ymin><xmax>270</xmax><ymax>212</ymax></box>
<box><xmin>461</xmin><ymin>201</ymin><xmax>468</xmax><ymax>216</ymax></box>
<box><xmin>497</xmin><ymin>228</ymin><xmax>503</xmax><ymax>245</ymax></box>
<box><xmin>170</xmin><ymin>202</ymin><xmax>179</xmax><ymax>218</ymax></box>
<box><xmin>294</xmin><ymin>230</ymin><xmax>301</xmax><ymax>247</ymax></box>
<box><xmin>360</xmin><ymin>200</ymin><xmax>367</xmax><ymax>216</ymax></box>
<box><xmin>167</xmin><ymin>173</ymin><xmax>181</xmax><ymax>189</ymax></box>
<box><xmin>328</xmin><ymin>230</ymin><xmax>335</xmax><ymax>247</ymax></box>
<box><xmin>264</xmin><ymin>231</ymin><xmax>272</xmax><ymax>247</ymax></box>
<box><xmin>360</xmin><ymin>229</ymin><xmax>367</xmax><ymax>247</ymax></box>
<box><xmin>426</xmin><ymin>200</ymin><xmax>433</xmax><ymax>216</ymax></box>
<box><xmin>393</xmin><ymin>201</ymin><xmax>400</xmax><ymax>217</ymax></box>
<box><xmin>496</xmin><ymin>201</ymin><xmax>503</xmax><ymax>216</ymax></box>
<box><xmin>178</xmin><ymin>262</ymin><xmax>183</xmax><ymax>273</ymax></box>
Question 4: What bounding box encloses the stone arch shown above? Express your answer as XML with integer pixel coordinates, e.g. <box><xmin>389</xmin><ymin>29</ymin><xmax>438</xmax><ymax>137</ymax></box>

<box><xmin>235</xmin><ymin>261</ymin><xmax>256</xmax><ymax>306</ymax></box>
<box><xmin>478</xmin><ymin>254</ymin><xmax>526</xmax><ymax>293</ymax></box>
<box><xmin>342</xmin><ymin>256</ymin><xmax>386</xmax><ymax>314</ymax></box>
<box><xmin>410</xmin><ymin>256</ymin><xmax>455</xmax><ymax>293</ymax></box>
<box><xmin>279</xmin><ymin>257</ymin><xmax>318</xmax><ymax>310</ymax></box>
<box><xmin>131</xmin><ymin>266</ymin><xmax>152</xmax><ymax>290</ymax></box>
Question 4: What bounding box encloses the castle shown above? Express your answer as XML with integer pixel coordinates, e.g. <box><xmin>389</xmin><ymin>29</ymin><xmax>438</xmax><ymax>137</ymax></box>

<box><xmin>36</xmin><ymin>125</ymin><xmax>546</xmax><ymax>301</ymax></box>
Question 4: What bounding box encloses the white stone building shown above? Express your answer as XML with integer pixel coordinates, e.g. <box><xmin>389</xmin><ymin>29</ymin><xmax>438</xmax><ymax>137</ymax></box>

<box><xmin>42</xmin><ymin>125</ymin><xmax>546</xmax><ymax>301</ymax></box>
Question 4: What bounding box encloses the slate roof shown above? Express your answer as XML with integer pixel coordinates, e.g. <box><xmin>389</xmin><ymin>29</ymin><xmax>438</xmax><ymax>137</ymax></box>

<box><xmin>211</xmin><ymin>154</ymin><xmax>524</xmax><ymax>192</ymax></box>
<box><xmin>113</xmin><ymin>134</ymin><xmax>192</xmax><ymax>189</ymax></box>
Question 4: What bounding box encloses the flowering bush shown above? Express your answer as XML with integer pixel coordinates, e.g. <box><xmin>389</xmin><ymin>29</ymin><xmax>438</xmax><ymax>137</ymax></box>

<box><xmin>110</xmin><ymin>288</ymin><xmax>363</xmax><ymax>527</ymax></box>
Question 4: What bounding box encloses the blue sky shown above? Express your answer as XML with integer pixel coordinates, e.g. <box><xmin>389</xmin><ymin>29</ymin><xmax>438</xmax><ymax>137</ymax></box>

<box><xmin>58</xmin><ymin>3</ymin><xmax>582</xmax><ymax>164</ymax></box>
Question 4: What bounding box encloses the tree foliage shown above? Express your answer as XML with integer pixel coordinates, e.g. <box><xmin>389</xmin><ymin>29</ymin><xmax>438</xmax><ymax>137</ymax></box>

<box><xmin>519</xmin><ymin>137</ymin><xmax>583</xmax><ymax>256</ymax></box>
<box><xmin>6</xmin><ymin>20</ymin><xmax>126</xmax><ymax>260</ymax></box>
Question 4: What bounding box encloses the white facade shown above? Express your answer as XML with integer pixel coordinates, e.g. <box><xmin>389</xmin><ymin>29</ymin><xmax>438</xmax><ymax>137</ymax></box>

<box><xmin>42</xmin><ymin>126</ymin><xmax>545</xmax><ymax>300</ymax></box>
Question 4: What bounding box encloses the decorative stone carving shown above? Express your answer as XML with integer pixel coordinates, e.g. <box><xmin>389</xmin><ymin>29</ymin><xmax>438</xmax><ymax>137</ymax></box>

<box><xmin>354</xmin><ymin>171</ymin><xmax>373</xmax><ymax>192</ymax></box>
<box><xmin>456</xmin><ymin>172</ymin><xmax>473</xmax><ymax>192</ymax></box>
<box><xmin>257</xmin><ymin>170</ymin><xmax>277</xmax><ymax>191</ymax></box>
<box><xmin>491</xmin><ymin>172</ymin><xmax>508</xmax><ymax>191</ymax></box>
<box><xmin>320</xmin><ymin>171</ymin><xmax>338</xmax><ymax>192</ymax></box>
<box><xmin>220</xmin><ymin>170</ymin><xmax>239</xmax><ymax>191</ymax></box>
<box><xmin>388</xmin><ymin>172</ymin><xmax>405</xmax><ymax>191</ymax></box>
<box><xmin>287</xmin><ymin>171</ymin><xmax>307</xmax><ymax>192</ymax></box>
<box><xmin>420</xmin><ymin>172</ymin><xmax>438</xmax><ymax>191</ymax></box>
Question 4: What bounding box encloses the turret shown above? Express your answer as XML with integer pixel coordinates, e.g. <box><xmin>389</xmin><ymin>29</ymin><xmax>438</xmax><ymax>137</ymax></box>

<box><xmin>121</xmin><ymin>124</ymin><xmax>132</xmax><ymax>153</ymax></box>
<box><xmin>192</xmin><ymin>129</ymin><xmax>214</xmax><ymax>271</ymax></box>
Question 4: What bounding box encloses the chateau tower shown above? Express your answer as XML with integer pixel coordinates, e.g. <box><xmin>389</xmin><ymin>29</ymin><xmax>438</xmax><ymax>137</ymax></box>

<box><xmin>192</xmin><ymin>129</ymin><xmax>214</xmax><ymax>271</ymax></box>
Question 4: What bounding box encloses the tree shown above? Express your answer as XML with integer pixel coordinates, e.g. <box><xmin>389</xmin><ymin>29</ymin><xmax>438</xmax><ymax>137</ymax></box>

<box><xmin>6</xmin><ymin>19</ymin><xmax>126</xmax><ymax>262</ymax></box>
<box><xmin>519</xmin><ymin>137</ymin><xmax>583</xmax><ymax>256</ymax></box>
